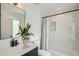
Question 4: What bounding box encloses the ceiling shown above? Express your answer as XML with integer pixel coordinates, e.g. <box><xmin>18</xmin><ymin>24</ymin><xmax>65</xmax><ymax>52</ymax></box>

<box><xmin>37</xmin><ymin>3</ymin><xmax>79</xmax><ymax>17</ymax></box>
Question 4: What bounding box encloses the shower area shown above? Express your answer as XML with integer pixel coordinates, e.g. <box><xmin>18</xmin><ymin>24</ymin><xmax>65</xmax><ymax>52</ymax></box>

<box><xmin>40</xmin><ymin>9</ymin><xmax>79</xmax><ymax>56</ymax></box>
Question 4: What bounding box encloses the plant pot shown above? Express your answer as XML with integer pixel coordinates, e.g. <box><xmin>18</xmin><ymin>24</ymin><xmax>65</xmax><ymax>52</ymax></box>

<box><xmin>22</xmin><ymin>37</ymin><xmax>30</xmax><ymax>48</ymax></box>
<box><xmin>22</xmin><ymin>37</ymin><xmax>30</xmax><ymax>43</ymax></box>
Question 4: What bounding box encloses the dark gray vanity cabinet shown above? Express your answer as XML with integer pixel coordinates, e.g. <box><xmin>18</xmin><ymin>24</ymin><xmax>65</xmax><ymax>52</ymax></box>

<box><xmin>22</xmin><ymin>47</ymin><xmax>38</xmax><ymax>56</ymax></box>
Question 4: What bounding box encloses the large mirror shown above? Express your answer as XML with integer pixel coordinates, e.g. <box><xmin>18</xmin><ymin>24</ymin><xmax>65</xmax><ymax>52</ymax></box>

<box><xmin>1</xmin><ymin>3</ymin><xmax>25</xmax><ymax>39</ymax></box>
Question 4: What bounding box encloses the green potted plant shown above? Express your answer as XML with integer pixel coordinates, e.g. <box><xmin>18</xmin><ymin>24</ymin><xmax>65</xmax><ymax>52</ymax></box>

<box><xmin>16</xmin><ymin>23</ymin><xmax>34</xmax><ymax>44</ymax></box>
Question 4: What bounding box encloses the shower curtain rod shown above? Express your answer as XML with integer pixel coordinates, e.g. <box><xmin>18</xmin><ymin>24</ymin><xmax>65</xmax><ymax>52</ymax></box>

<box><xmin>42</xmin><ymin>9</ymin><xmax>79</xmax><ymax>18</ymax></box>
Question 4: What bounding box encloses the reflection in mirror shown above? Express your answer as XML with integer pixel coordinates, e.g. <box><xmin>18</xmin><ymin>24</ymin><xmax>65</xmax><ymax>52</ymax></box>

<box><xmin>13</xmin><ymin>17</ymin><xmax>20</xmax><ymax>37</ymax></box>
<box><xmin>1</xmin><ymin>3</ymin><xmax>25</xmax><ymax>40</ymax></box>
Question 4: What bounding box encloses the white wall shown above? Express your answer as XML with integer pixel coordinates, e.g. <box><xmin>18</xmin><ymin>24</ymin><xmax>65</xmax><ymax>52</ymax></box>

<box><xmin>22</xmin><ymin>3</ymin><xmax>41</xmax><ymax>46</ymax></box>
<box><xmin>75</xmin><ymin>11</ymin><xmax>79</xmax><ymax>53</ymax></box>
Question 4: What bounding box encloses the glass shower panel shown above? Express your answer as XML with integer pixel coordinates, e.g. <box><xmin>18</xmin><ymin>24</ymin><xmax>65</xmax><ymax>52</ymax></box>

<box><xmin>46</xmin><ymin>11</ymin><xmax>79</xmax><ymax>55</ymax></box>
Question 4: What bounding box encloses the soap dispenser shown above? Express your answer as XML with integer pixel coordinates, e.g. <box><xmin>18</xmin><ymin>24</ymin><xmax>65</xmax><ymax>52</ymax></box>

<box><xmin>10</xmin><ymin>36</ymin><xmax>15</xmax><ymax>47</ymax></box>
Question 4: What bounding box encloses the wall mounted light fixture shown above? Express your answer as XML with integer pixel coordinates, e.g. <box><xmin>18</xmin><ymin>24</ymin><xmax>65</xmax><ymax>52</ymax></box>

<box><xmin>13</xmin><ymin>3</ymin><xmax>18</xmax><ymax>6</ymax></box>
<box><xmin>12</xmin><ymin>3</ymin><xmax>23</xmax><ymax>9</ymax></box>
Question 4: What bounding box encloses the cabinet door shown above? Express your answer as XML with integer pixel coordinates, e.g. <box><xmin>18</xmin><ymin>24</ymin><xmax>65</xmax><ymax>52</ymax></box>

<box><xmin>22</xmin><ymin>47</ymin><xmax>38</xmax><ymax>56</ymax></box>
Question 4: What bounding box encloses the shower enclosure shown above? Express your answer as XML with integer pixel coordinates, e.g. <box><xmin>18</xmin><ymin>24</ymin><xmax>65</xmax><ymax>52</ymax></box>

<box><xmin>41</xmin><ymin>9</ymin><xmax>79</xmax><ymax>56</ymax></box>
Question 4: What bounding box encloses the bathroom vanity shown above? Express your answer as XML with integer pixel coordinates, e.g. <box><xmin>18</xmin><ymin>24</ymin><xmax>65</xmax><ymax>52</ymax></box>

<box><xmin>0</xmin><ymin>42</ymin><xmax>38</xmax><ymax>56</ymax></box>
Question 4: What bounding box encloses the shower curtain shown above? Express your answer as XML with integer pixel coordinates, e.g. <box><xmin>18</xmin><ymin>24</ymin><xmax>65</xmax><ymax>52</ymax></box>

<box><xmin>40</xmin><ymin>17</ymin><xmax>55</xmax><ymax>51</ymax></box>
<box><xmin>40</xmin><ymin>18</ymin><xmax>48</xmax><ymax>50</ymax></box>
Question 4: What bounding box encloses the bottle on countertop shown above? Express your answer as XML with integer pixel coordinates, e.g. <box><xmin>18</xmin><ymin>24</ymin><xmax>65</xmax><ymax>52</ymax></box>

<box><xmin>10</xmin><ymin>36</ymin><xmax>15</xmax><ymax>47</ymax></box>
<box><xmin>14</xmin><ymin>40</ymin><xmax>19</xmax><ymax>46</ymax></box>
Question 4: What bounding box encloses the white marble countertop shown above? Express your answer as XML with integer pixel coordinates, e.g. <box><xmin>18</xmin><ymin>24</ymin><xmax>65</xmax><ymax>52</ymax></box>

<box><xmin>0</xmin><ymin>42</ymin><xmax>38</xmax><ymax>56</ymax></box>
